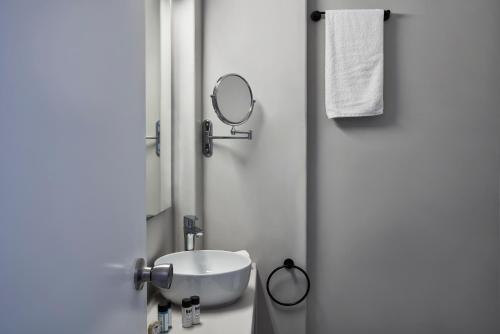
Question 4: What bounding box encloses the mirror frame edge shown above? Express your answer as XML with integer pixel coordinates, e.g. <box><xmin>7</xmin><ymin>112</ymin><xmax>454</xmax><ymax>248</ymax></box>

<box><xmin>210</xmin><ymin>73</ymin><xmax>255</xmax><ymax>127</ymax></box>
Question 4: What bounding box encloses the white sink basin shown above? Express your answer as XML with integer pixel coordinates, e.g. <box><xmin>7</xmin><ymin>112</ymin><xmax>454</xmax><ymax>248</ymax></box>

<box><xmin>155</xmin><ymin>250</ymin><xmax>252</xmax><ymax>307</ymax></box>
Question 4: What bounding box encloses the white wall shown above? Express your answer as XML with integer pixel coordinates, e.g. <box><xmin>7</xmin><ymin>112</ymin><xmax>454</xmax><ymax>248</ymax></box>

<box><xmin>145</xmin><ymin>0</ymin><xmax>203</xmax><ymax>273</ymax></box>
<box><xmin>146</xmin><ymin>0</ymin><xmax>203</xmax><ymax>255</ymax></box>
<box><xmin>145</xmin><ymin>0</ymin><xmax>172</xmax><ymax>217</ymax></box>
<box><xmin>202</xmin><ymin>1</ymin><xmax>307</xmax><ymax>334</ymax></box>
<box><xmin>145</xmin><ymin>0</ymin><xmax>163</xmax><ymax>216</ymax></box>
<box><xmin>171</xmin><ymin>0</ymin><xmax>204</xmax><ymax>250</ymax></box>
<box><xmin>307</xmin><ymin>0</ymin><xmax>500</xmax><ymax>333</ymax></box>
<box><xmin>145</xmin><ymin>0</ymin><xmax>174</xmax><ymax>285</ymax></box>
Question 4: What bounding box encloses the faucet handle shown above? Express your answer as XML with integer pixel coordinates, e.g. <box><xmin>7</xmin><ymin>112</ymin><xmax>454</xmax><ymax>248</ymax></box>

<box><xmin>184</xmin><ymin>215</ymin><xmax>199</xmax><ymax>229</ymax></box>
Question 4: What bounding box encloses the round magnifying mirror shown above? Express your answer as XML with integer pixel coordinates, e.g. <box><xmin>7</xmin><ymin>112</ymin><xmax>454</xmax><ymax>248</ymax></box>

<box><xmin>211</xmin><ymin>74</ymin><xmax>255</xmax><ymax>126</ymax></box>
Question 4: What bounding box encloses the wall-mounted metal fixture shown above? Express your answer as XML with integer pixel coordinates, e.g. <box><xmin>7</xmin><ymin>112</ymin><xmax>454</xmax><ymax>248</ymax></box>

<box><xmin>310</xmin><ymin>9</ymin><xmax>391</xmax><ymax>22</ymax></box>
<box><xmin>266</xmin><ymin>258</ymin><xmax>310</xmax><ymax>306</ymax></box>
<box><xmin>202</xmin><ymin>120</ymin><xmax>252</xmax><ymax>157</ymax></box>
<box><xmin>203</xmin><ymin>73</ymin><xmax>255</xmax><ymax>157</ymax></box>
<box><xmin>133</xmin><ymin>258</ymin><xmax>173</xmax><ymax>291</ymax></box>
<box><xmin>145</xmin><ymin>120</ymin><xmax>160</xmax><ymax>157</ymax></box>
<box><xmin>183</xmin><ymin>215</ymin><xmax>203</xmax><ymax>251</ymax></box>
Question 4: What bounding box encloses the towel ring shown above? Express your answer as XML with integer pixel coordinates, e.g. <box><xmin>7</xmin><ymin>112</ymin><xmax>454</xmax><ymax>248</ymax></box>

<box><xmin>266</xmin><ymin>258</ymin><xmax>310</xmax><ymax>306</ymax></box>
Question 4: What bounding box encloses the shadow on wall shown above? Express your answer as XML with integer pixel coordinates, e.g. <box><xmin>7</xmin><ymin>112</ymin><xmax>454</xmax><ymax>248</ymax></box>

<box><xmin>256</xmin><ymin>273</ymin><xmax>276</xmax><ymax>334</ymax></box>
<box><xmin>256</xmin><ymin>270</ymin><xmax>308</xmax><ymax>334</ymax></box>
<box><xmin>211</xmin><ymin>100</ymin><xmax>264</xmax><ymax>165</ymax></box>
<box><xmin>334</xmin><ymin>14</ymin><xmax>405</xmax><ymax>130</ymax></box>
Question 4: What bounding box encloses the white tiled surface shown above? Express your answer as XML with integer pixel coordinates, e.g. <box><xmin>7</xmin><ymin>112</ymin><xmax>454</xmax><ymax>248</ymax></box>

<box><xmin>147</xmin><ymin>263</ymin><xmax>256</xmax><ymax>334</ymax></box>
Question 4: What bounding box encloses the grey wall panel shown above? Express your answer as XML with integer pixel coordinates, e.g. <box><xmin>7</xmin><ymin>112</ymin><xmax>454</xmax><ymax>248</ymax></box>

<box><xmin>307</xmin><ymin>0</ymin><xmax>500</xmax><ymax>333</ymax></box>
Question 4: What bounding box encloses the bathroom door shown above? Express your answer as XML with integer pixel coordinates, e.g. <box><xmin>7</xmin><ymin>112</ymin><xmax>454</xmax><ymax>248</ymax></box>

<box><xmin>0</xmin><ymin>1</ymin><xmax>147</xmax><ymax>333</ymax></box>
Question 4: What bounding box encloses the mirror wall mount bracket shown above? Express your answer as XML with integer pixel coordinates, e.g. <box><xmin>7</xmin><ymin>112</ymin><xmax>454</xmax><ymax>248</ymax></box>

<box><xmin>145</xmin><ymin>120</ymin><xmax>160</xmax><ymax>157</ymax></box>
<box><xmin>202</xmin><ymin>120</ymin><xmax>252</xmax><ymax>157</ymax></box>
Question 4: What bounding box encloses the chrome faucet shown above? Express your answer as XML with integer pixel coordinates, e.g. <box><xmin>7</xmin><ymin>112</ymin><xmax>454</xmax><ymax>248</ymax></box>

<box><xmin>184</xmin><ymin>215</ymin><xmax>203</xmax><ymax>251</ymax></box>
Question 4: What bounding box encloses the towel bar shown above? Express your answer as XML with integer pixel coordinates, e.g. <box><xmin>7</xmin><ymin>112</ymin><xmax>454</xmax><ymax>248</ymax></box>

<box><xmin>311</xmin><ymin>9</ymin><xmax>391</xmax><ymax>22</ymax></box>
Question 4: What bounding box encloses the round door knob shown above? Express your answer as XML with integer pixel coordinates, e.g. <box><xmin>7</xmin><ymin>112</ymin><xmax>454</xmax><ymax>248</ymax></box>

<box><xmin>134</xmin><ymin>258</ymin><xmax>173</xmax><ymax>291</ymax></box>
<box><xmin>150</xmin><ymin>264</ymin><xmax>173</xmax><ymax>289</ymax></box>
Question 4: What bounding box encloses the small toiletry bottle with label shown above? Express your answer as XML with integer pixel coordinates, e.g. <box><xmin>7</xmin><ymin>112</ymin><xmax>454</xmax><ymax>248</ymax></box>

<box><xmin>158</xmin><ymin>303</ymin><xmax>170</xmax><ymax>333</ymax></box>
<box><xmin>181</xmin><ymin>298</ymin><xmax>193</xmax><ymax>328</ymax></box>
<box><xmin>166</xmin><ymin>300</ymin><xmax>172</xmax><ymax>328</ymax></box>
<box><xmin>191</xmin><ymin>296</ymin><xmax>201</xmax><ymax>325</ymax></box>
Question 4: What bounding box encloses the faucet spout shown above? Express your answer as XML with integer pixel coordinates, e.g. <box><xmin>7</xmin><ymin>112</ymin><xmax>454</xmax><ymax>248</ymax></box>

<box><xmin>184</xmin><ymin>215</ymin><xmax>203</xmax><ymax>251</ymax></box>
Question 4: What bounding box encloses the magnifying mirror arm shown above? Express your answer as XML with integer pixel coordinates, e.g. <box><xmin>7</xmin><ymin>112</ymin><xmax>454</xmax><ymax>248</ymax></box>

<box><xmin>209</xmin><ymin>134</ymin><xmax>251</xmax><ymax>140</ymax></box>
<box><xmin>209</xmin><ymin>128</ymin><xmax>252</xmax><ymax>140</ymax></box>
<box><xmin>231</xmin><ymin>127</ymin><xmax>253</xmax><ymax>139</ymax></box>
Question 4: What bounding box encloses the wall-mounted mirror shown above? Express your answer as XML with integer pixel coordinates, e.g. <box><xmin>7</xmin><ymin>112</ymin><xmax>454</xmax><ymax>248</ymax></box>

<box><xmin>211</xmin><ymin>73</ymin><xmax>255</xmax><ymax>126</ymax></box>
<box><xmin>145</xmin><ymin>0</ymin><xmax>172</xmax><ymax>219</ymax></box>
<box><xmin>203</xmin><ymin>73</ymin><xmax>255</xmax><ymax>157</ymax></box>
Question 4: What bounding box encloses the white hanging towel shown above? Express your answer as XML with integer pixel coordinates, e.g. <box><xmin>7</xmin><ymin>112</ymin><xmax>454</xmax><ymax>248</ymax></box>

<box><xmin>325</xmin><ymin>9</ymin><xmax>384</xmax><ymax>118</ymax></box>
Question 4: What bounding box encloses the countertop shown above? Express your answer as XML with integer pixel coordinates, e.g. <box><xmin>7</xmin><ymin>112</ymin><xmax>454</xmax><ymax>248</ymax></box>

<box><xmin>147</xmin><ymin>263</ymin><xmax>256</xmax><ymax>334</ymax></box>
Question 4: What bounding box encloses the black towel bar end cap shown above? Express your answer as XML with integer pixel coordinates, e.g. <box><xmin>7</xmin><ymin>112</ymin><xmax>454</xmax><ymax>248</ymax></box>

<box><xmin>310</xmin><ymin>11</ymin><xmax>322</xmax><ymax>21</ymax></box>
